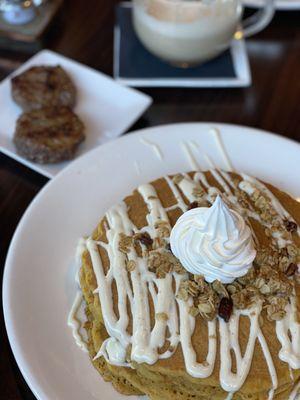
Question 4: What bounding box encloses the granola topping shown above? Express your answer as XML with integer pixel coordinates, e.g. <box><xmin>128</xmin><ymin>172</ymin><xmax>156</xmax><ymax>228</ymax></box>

<box><xmin>148</xmin><ymin>249</ymin><xmax>185</xmax><ymax>278</ymax></box>
<box><xmin>118</xmin><ymin>233</ymin><xmax>133</xmax><ymax>254</ymax></box>
<box><xmin>126</xmin><ymin>260</ymin><xmax>136</xmax><ymax>272</ymax></box>
<box><xmin>154</xmin><ymin>220</ymin><xmax>171</xmax><ymax>238</ymax></box>
<box><xmin>156</xmin><ymin>312</ymin><xmax>169</xmax><ymax>321</ymax></box>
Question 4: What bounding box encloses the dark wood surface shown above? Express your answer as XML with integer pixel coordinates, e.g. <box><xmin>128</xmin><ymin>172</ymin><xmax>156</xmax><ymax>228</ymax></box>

<box><xmin>0</xmin><ymin>1</ymin><xmax>300</xmax><ymax>399</ymax></box>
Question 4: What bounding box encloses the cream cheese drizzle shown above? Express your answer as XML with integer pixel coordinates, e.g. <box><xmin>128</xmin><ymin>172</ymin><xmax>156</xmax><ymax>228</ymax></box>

<box><xmin>210</xmin><ymin>127</ymin><xmax>234</xmax><ymax>172</ymax></box>
<box><xmin>181</xmin><ymin>141</ymin><xmax>200</xmax><ymax>171</ymax></box>
<box><xmin>67</xmin><ymin>291</ymin><xmax>89</xmax><ymax>353</ymax></box>
<box><xmin>224</xmin><ymin>392</ymin><xmax>234</xmax><ymax>400</ymax></box>
<box><xmin>218</xmin><ymin>304</ymin><xmax>269</xmax><ymax>393</ymax></box>
<box><xmin>177</xmin><ymin>296</ymin><xmax>217</xmax><ymax>378</ymax></box>
<box><xmin>290</xmin><ymin>366</ymin><xmax>295</xmax><ymax>382</ymax></box>
<box><xmin>289</xmin><ymin>380</ymin><xmax>300</xmax><ymax>400</ymax></box>
<box><xmin>257</xmin><ymin>328</ymin><xmax>278</xmax><ymax>399</ymax></box>
<box><xmin>276</xmin><ymin>296</ymin><xmax>300</xmax><ymax>369</ymax></box>
<box><xmin>68</xmin><ymin>238</ymin><xmax>89</xmax><ymax>352</ymax></box>
<box><xmin>134</xmin><ymin>160</ymin><xmax>141</xmax><ymax>175</ymax></box>
<box><xmin>140</xmin><ymin>137</ymin><xmax>164</xmax><ymax>161</ymax></box>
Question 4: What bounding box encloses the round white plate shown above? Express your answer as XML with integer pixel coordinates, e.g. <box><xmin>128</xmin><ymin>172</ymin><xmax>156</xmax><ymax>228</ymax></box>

<box><xmin>3</xmin><ymin>122</ymin><xmax>300</xmax><ymax>400</ymax></box>
<box><xmin>244</xmin><ymin>0</ymin><xmax>300</xmax><ymax>10</ymax></box>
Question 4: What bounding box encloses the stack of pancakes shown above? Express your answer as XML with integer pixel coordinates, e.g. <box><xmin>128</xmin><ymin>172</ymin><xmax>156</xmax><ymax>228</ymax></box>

<box><xmin>79</xmin><ymin>171</ymin><xmax>300</xmax><ymax>400</ymax></box>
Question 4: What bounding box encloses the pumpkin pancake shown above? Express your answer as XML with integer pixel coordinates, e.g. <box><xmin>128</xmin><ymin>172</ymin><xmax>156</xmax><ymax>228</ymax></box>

<box><xmin>78</xmin><ymin>170</ymin><xmax>300</xmax><ymax>399</ymax></box>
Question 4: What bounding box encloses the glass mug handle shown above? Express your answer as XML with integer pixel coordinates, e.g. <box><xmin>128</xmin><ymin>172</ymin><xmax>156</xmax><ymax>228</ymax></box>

<box><xmin>236</xmin><ymin>0</ymin><xmax>275</xmax><ymax>38</ymax></box>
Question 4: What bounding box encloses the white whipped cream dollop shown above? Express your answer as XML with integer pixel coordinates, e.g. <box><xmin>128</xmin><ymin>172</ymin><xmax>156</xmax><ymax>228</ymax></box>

<box><xmin>170</xmin><ymin>196</ymin><xmax>256</xmax><ymax>283</ymax></box>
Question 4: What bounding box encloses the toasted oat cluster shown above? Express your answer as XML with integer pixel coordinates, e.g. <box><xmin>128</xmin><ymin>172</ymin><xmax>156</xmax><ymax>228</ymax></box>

<box><xmin>148</xmin><ymin>250</ymin><xmax>186</xmax><ymax>278</ymax></box>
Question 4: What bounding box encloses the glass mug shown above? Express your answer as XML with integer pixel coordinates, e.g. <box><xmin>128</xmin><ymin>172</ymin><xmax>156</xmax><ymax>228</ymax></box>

<box><xmin>132</xmin><ymin>0</ymin><xmax>274</xmax><ymax>66</ymax></box>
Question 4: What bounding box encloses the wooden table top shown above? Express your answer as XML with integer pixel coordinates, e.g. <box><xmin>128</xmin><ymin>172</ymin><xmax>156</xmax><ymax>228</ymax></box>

<box><xmin>0</xmin><ymin>1</ymin><xmax>300</xmax><ymax>398</ymax></box>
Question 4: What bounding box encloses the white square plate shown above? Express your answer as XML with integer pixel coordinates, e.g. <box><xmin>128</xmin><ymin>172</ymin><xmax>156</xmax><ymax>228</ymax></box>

<box><xmin>0</xmin><ymin>49</ymin><xmax>152</xmax><ymax>178</ymax></box>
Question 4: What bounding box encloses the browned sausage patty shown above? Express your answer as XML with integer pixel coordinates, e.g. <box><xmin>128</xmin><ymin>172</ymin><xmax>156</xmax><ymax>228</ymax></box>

<box><xmin>11</xmin><ymin>65</ymin><xmax>76</xmax><ymax>111</ymax></box>
<box><xmin>13</xmin><ymin>107</ymin><xmax>85</xmax><ymax>164</ymax></box>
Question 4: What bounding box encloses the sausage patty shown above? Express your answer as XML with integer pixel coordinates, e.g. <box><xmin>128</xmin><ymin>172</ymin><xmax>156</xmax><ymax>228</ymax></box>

<box><xmin>11</xmin><ymin>65</ymin><xmax>77</xmax><ymax>111</ymax></box>
<box><xmin>13</xmin><ymin>107</ymin><xmax>85</xmax><ymax>164</ymax></box>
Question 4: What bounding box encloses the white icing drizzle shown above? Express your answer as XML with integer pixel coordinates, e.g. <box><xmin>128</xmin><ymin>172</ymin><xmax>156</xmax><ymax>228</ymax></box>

<box><xmin>268</xmin><ymin>389</ymin><xmax>275</xmax><ymax>400</ymax></box>
<box><xmin>289</xmin><ymin>366</ymin><xmax>295</xmax><ymax>382</ymax></box>
<box><xmin>177</xmin><ymin>287</ymin><xmax>217</xmax><ymax>378</ymax></box>
<box><xmin>68</xmin><ymin>238</ymin><xmax>89</xmax><ymax>352</ymax></box>
<box><xmin>140</xmin><ymin>137</ymin><xmax>164</xmax><ymax>161</ymax></box>
<box><xmin>225</xmin><ymin>392</ymin><xmax>234</xmax><ymax>400</ymax></box>
<box><xmin>204</xmin><ymin>154</ymin><xmax>233</xmax><ymax>195</ymax></box>
<box><xmin>181</xmin><ymin>141</ymin><xmax>200</xmax><ymax>171</ymax></box>
<box><xmin>289</xmin><ymin>380</ymin><xmax>300</xmax><ymax>400</ymax></box>
<box><xmin>164</xmin><ymin>175</ymin><xmax>188</xmax><ymax>213</ymax></box>
<box><xmin>179</xmin><ymin>173</ymin><xmax>202</xmax><ymax>202</ymax></box>
<box><xmin>134</xmin><ymin>160</ymin><xmax>141</xmax><ymax>175</ymax></box>
<box><xmin>193</xmin><ymin>171</ymin><xmax>211</xmax><ymax>190</ymax></box>
<box><xmin>210</xmin><ymin>127</ymin><xmax>234</xmax><ymax>172</ymax></box>
<box><xmin>75</xmin><ymin>237</ymin><xmax>87</xmax><ymax>264</ymax></box>
<box><xmin>257</xmin><ymin>328</ymin><xmax>278</xmax><ymax>400</ymax></box>
<box><xmin>75</xmin><ymin>237</ymin><xmax>87</xmax><ymax>283</ymax></box>
<box><xmin>219</xmin><ymin>304</ymin><xmax>262</xmax><ymax>392</ymax></box>
<box><xmin>187</xmin><ymin>139</ymin><xmax>200</xmax><ymax>153</ymax></box>
<box><xmin>276</xmin><ymin>296</ymin><xmax>300</xmax><ymax>369</ymax></box>
<box><xmin>67</xmin><ymin>291</ymin><xmax>89</xmax><ymax>353</ymax></box>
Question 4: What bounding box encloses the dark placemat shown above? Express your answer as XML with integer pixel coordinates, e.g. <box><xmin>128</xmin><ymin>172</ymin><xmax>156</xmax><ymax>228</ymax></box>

<box><xmin>116</xmin><ymin>4</ymin><xmax>236</xmax><ymax>80</ymax></box>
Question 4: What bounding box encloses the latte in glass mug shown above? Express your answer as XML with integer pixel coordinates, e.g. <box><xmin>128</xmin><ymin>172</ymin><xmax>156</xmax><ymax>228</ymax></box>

<box><xmin>132</xmin><ymin>0</ymin><xmax>274</xmax><ymax>66</ymax></box>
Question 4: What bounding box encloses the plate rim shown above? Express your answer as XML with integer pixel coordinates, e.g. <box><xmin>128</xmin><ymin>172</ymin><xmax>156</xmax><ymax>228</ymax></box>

<box><xmin>3</xmin><ymin>121</ymin><xmax>300</xmax><ymax>400</ymax></box>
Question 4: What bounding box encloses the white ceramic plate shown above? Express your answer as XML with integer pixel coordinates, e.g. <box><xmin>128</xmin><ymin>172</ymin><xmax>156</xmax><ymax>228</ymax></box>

<box><xmin>0</xmin><ymin>49</ymin><xmax>152</xmax><ymax>178</ymax></box>
<box><xmin>3</xmin><ymin>123</ymin><xmax>300</xmax><ymax>400</ymax></box>
<box><xmin>244</xmin><ymin>0</ymin><xmax>300</xmax><ymax>10</ymax></box>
